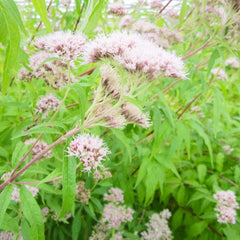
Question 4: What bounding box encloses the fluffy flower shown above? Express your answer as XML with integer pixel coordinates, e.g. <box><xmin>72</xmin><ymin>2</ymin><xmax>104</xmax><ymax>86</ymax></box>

<box><xmin>104</xmin><ymin>187</ymin><xmax>124</xmax><ymax>204</ymax></box>
<box><xmin>84</xmin><ymin>31</ymin><xmax>185</xmax><ymax>79</ymax></box>
<box><xmin>225</xmin><ymin>57</ymin><xmax>239</xmax><ymax>69</ymax></box>
<box><xmin>150</xmin><ymin>0</ymin><xmax>163</xmax><ymax>9</ymax></box>
<box><xmin>11</xmin><ymin>186</ymin><xmax>39</xmax><ymax>202</ymax></box>
<box><xmin>34</xmin><ymin>31</ymin><xmax>86</xmax><ymax>61</ymax></box>
<box><xmin>102</xmin><ymin>203</ymin><xmax>134</xmax><ymax>229</ymax></box>
<box><xmin>76</xmin><ymin>181</ymin><xmax>91</xmax><ymax>204</ymax></box>
<box><xmin>108</xmin><ymin>2</ymin><xmax>126</xmax><ymax>15</ymax></box>
<box><xmin>119</xmin><ymin>15</ymin><xmax>134</xmax><ymax>28</ymax></box>
<box><xmin>25</xmin><ymin>138</ymin><xmax>52</xmax><ymax>159</ymax></box>
<box><xmin>132</xmin><ymin>20</ymin><xmax>159</xmax><ymax>33</ymax></box>
<box><xmin>213</xmin><ymin>190</ymin><xmax>239</xmax><ymax>224</ymax></box>
<box><xmin>122</xmin><ymin>102</ymin><xmax>151</xmax><ymax>128</ymax></box>
<box><xmin>211</xmin><ymin>67</ymin><xmax>228</xmax><ymax>80</ymax></box>
<box><xmin>19</xmin><ymin>51</ymin><xmax>76</xmax><ymax>89</ymax></box>
<box><xmin>67</xmin><ymin>134</ymin><xmax>110</xmax><ymax>172</ymax></box>
<box><xmin>141</xmin><ymin>209</ymin><xmax>173</xmax><ymax>240</ymax></box>
<box><xmin>36</xmin><ymin>95</ymin><xmax>60</xmax><ymax>118</ymax></box>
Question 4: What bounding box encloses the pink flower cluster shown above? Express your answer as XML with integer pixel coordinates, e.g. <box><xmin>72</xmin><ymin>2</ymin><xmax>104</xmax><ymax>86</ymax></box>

<box><xmin>119</xmin><ymin>15</ymin><xmax>134</xmax><ymax>28</ymax></box>
<box><xmin>25</xmin><ymin>138</ymin><xmax>52</xmax><ymax>159</ymax></box>
<box><xmin>19</xmin><ymin>51</ymin><xmax>76</xmax><ymax>89</ymax></box>
<box><xmin>108</xmin><ymin>2</ymin><xmax>126</xmax><ymax>15</ymax></box>
<box><xmin>141</xmin><ymin>209</ymin><xmax>173</xmax><ymax>240</ymax></box>
<box><xmin>67</xmin><ymin>134</ymin><xmax>110</xmax><ymax>172</ymax></box>
<box><xmin>36</xmin><ymin>95</ymin><xmax>60</xmax><ymax>118</ymax></box>
<box><xmin>84</xmin><ymin>31</ymin><xmax>185</xmax><ymax>80</ymax></box>
<box><xmin>104</xmin><ymin>187</ymin><xmax>124</xmax><ymax>204</ymax></box>
<box><xmin>211</xmin><ymin>67</ymin><xmax>228</xmax><ymax>80</ymax></box>
<box><xmin>102</xmin><ymin>187</ymin><xmax>134</xmax><ymax>229</ymax></box>
<box><xmin>102</xmin><ymin>202</ymin><xmax>134</xmax><ymax>229</ymax></box>
<box><xmin>34</xmin><ymin>31</ymin><xmax>86</xmax><ymax>61</ymax></box>
<box><xmin>90</xmin><ymin>188</ymin><xmax>134</xmax><ymax>239</ymax></box>
<box><xmin>213</xmin><ymin>190</ymin><xmax>239</xmax><ymax>224</ymax></box>
<box><xmin>225</xmin><ymin>57</ymin><xmax>239</xmax><ymax>69</ymax></box>
<box><xmin>150</xmin><ymin>0</ymin><xmax>163</xmax><ymax>9</ymax></box>
<box><xmin>11</xmin><ymin>185</ymin><xmax>39</xmax><ymax>202</ymax></box>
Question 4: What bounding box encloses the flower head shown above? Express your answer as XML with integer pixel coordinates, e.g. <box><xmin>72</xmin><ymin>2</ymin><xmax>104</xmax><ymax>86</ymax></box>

<box><xmin>104</xmin><ymin>187</ymin><xmax>124</xmax><ymax>204</ymax></box>
<box><xmin>119</xmin><ymin>15</ymin><xmax>134</xmax><ymax>28</ymax></box>
<box><xmin>102</xmin><ymin>203</ymin><xmax>134</xmax><ymax>229</ymax></box>
<box><xmin>67</xmin><ymin>134</ymin><xmax>110</xmax><ymax>172</ymax></box>
<box><xmin>108</xmin><ymin>2</ymin><xmax>126</xmax><ymax>15</ymax></box>
<box><xmin>34</xmin><ymin>31</ymin><xmax>86</xmax><ymax>61</ymax></box>
<box><xmin>211</xmin><ymin>67</ymin><xmax>228</xmax><ymax>80</ymax></box>
<box><xmin>25</xmin><ymin>138</ymin><xmax>52</xmax><ymax>159</ymax></box>
<box><xmin>213</xmin><ymin>190</ymin><xmax>239</xmax><ymax>224</ymax></box>
<box><xmin>122</xmin><ymin>102</ymin><xmax>151</xmax><ymax>128</ymax></box>
<box><xmin>141</xmin><ymin>209</ymin><xmax>173</xmax><ymax>240</ymax></box>
<box><xmin>36</xmin><ymin>95</ymin><xmax>60</xmax><ymax>118</ymax></box>
<box><xmin>225</xmin><ymin>57</ymin><xmax>239</xmax><ymax>69</ymax></box>
<box><xmin>76</xmin><ymin>181</ymin><xmax>91</xmax><ymax>204</ymax></box>
<box><xmin>150</xmin><ymin>0</ymin><xmax>163</xmax><ymax>9</ymax></box>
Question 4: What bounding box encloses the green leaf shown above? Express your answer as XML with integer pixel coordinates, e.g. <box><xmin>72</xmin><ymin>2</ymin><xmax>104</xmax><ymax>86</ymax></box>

<box><xmin>0</xmin><ymin>185</ymin><xmax>14</xmax><ymax>227</ymax></box>
<box><xmin>12</xmin><ymin>122</ymin><xmax>65</xmax><ymax>139</ymax></box>
<box><xmin>111</xmin><ymin>129</ymin><xmax>131</xmax><ymax>163</ymax></box>
<box><xmin>72</xmin><ymin>208</ymin><xmax>82</xmax><ymax>240</ymax></box>
<box><xmin>179</xmin><ymin>0</ymin><xmax>188</xmax><ymax>25</ymax></box>
<box><xmin>191</xmin><ymin>122</ymin><xmax>213</xmax><ymax>168</ymax></box>
<box><xmin>1</xmin><ymin>213</ymin><xmax>19</xmax><ymax>232</ymax></box>
<box><xmin>75</xmin><ymin>0</ymin><xmax>83</xmax><ymax>15</ymax></box>
<box><xmin>207</xmin><ymin>49</ymin><xmax>220</xmax><ymax>77</ymax></box>
<box><xmin>80</xmin><ymin>0</ymin><xmax>106</xmax><ymax>36</ymax></box>
<box><xmin>11</xmin><ymin>141</ymin><xmax>28</xmax><ymax>168</ymax></box>
<box><xmin>36</xmin><ymin>169</ymin><xmax>62</xmax><ymax>186</ymax></box>
<box><xmin>213</xmin><ymin>87</ymin><xmax>222</xmax><ymax>136</ymax></box>
<box><xmin>0</xmin><ymin>3</ymin><xmax>20</xmax><ymax>94</ymax></box>
<box><xmin>31</xmin><ymin>0</ymin><xmax>52</xmax><ymax>32</ymax></box>
<box><xmin>1</xmin><ymin>0</ymin><xmax>27</xmax><ymax>35</ymax></box>
<box><xmin>151</xmin><ymin>107</ymin><xmax>162</xmax><ymax>157</ymax></box>
<box><xmin>84</xmin><ymin>203</ymin><xmax>97</xmax><ymax>221</ymax></box>
<box><xmin>187</xmin><ymin>221</ymin><xmax>208</xmax><ymax>237</ymax></box>
<box><xmin>58</xmin><ymin>156</ymin><xmax>76</xmax><ymax>219</ymax></box>
<box><xmin>197</xmin><ymin>164</ymin><xmax>207</xmax><ymax>184</ymax></box>
<box><xmin>71</xmin><ymin>83</ymin><xmax>87</xmax><ymax>122</ymax></box>
<box><xmin>20</xmin><ymin>186</ymin><xmax>45</xmax><ymax>240</ymax></box>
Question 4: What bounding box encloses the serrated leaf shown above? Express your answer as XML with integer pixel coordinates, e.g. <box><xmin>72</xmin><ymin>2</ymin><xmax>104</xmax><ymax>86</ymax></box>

<box><xmin>213</xmin><ymin>87</ymin><xmax>222</xmax><ymax>136</ymax></box>
<box><xmin>111</xmin><ymin>129</ymin><xmax>131</xmax><ymax>163</ymax></box>
<box><xmin>58</xmin><ymin>157</ymin><xmax>76</xmax><ymax>219</ymax></box>
<box><xmin>91</xmin><ymin>197</ymin><xmax>103</xmax><ymax>211</ymax></box>
<box><xmin>20</xmin><ymin>185</ymin><xmax>45</xmax><ymax>240</ymax></box>
<box><xmin>191</xmin><ymin>122</ymin><xmax>213</xmax><ymax>168</ymax></box>
<box><xmin>31</xmin><ymin>0</ymin><xmax>52</xmax><ymax>32</ymax></box>
<box><xmin>0</xmin><ymin>185</ymin><xmax>14</xmax><ymax>227</ymax></box>
<box><xmin>197</xmin><ymin>164</ymin><xmax>207</xmax><ymax>184</ymax></box>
